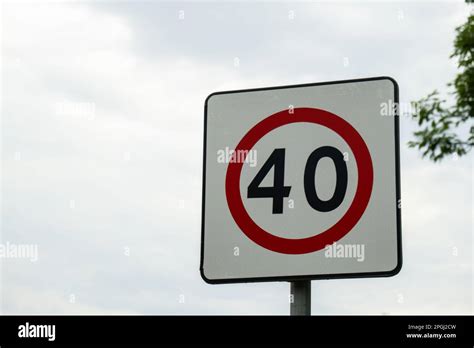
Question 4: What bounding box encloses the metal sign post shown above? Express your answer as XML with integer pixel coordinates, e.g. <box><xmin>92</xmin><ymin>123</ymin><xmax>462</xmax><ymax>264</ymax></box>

<box><xmin>290</xmin><ymin>281</ymin><xmax>311</xmax><ymax>316</ymax></box>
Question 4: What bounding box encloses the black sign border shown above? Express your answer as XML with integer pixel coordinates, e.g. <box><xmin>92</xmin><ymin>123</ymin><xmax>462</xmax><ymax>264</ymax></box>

<box><xmin>200</xmin><ymin>76</ymin><xmax>402</xmax><ymax>284</ymax></box>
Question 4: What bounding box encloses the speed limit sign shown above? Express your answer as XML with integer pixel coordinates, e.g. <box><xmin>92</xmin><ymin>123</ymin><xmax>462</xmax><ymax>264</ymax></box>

<box><xmin>200</xmin><ymin>76</ymin><xmax>402</xmax><ymax>284</ymax></box>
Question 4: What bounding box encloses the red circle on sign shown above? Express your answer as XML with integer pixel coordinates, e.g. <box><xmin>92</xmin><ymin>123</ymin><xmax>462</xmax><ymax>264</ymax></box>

<box><xmin>225</xmin><ymin>107</ymin><xmax>373</xmax><ymax>254</ymax></box>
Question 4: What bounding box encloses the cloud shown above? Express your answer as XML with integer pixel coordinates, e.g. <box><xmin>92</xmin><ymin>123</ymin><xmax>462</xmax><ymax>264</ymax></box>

<box><xmin>1</xmin><ymin>1</ymin><xmax>472</xmax><ymax>314</ymax></box>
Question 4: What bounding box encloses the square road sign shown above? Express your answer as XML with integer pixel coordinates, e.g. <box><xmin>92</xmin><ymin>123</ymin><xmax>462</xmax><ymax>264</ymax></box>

<box><xmin>201</xmin><ymin>76</ymin><xmax>402</xmax><ymax>284</ymax></box>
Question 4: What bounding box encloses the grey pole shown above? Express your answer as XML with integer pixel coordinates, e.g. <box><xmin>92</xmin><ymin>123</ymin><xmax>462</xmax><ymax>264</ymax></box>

<box><xmin>290</xmin><ymin>280</ymin><xmax>311</xmax><ymax>316</ymax></box>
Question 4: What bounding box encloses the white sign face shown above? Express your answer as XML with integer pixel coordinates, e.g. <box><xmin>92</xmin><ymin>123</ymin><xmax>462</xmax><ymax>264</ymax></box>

<box><xmin>201</xmin><ymin>77</ymin><xmax>402</xmax><ymax>284</ymax></box>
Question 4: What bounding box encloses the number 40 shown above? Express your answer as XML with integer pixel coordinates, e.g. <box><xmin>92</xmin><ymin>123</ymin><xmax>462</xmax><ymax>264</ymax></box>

<box><xmin>247</xmin><ymin>147</ymin><xmax>348</xmax><ymax>214</ymax></box>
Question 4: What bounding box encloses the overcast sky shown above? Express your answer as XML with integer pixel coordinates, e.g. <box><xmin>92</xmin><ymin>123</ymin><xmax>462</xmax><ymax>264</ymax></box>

<box><xmin>1</xmin><ymin>0</ymin><xmax>472</xmax><ymax>314</ymax></box>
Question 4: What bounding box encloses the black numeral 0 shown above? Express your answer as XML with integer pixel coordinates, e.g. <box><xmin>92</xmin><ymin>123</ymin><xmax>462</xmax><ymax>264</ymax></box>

<box><xmin>247</xmin><ymin>146</ymin><xmax>347</xmax><ymax>214</ymax></box>
<box><xmin>303</xmin><ymin>146</ymin><xmax>348</xmax><ymax>212</ymax></box>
